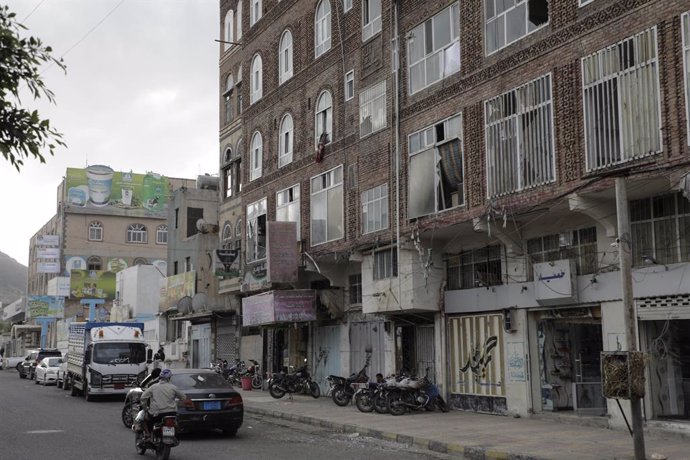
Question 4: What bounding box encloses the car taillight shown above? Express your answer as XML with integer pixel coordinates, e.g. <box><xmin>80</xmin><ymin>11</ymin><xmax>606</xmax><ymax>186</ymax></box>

<box><xmin>181</xmin><ymin>399</ymin><xmax>195</xmax><ymax>409</ymax></box>
<box><xmin>224</xmin><ymin>395</ymin><xmax>243</xmax><ymax>408</ymax></box>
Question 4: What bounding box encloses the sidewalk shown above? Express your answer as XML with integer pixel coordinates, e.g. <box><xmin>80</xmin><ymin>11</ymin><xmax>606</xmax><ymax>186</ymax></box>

<box><xmin>239</xmin><ymin>389</ymin><xmax>689</xmax><ymax>460</ymax></box>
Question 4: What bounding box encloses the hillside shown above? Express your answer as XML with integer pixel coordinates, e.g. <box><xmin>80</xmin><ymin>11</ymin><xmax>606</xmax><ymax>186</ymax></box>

<box><xmin>0</xmin><ymin>251</ymin><xmax>27</xmax><ymax>306</ymax></box>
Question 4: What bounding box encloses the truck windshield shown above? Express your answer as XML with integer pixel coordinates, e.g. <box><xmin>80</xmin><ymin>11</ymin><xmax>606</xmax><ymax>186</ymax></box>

<box><xmin>92</xmin><ymin>343</ymin><xmax>146</xmax><ymax>365</ymax></box>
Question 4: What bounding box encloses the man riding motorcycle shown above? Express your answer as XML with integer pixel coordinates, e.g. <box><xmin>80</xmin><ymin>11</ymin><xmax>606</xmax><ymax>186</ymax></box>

<box><xmin>139</xmin><ymin>369</ymin><xmax>186</xmax><ymax>438</ymax></box>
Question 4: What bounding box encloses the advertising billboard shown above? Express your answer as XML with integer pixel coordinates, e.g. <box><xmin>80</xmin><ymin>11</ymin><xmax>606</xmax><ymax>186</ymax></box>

<box><xmin>64</xmin><ymin>166</ymin><xmax>170</xmax><ymax>218</ymax></box>
<box><xmin>37</xmin><ymin>247</ymin><xmax>61</xmax><ymax>259</ymax></box>
<box><xmin>69</xmin><ymin>269</ymin><xmax>116</xmax><ymax>301</ymax></box>
<box><xmin>159</xmin><ymin>271</ymin><xmax>196</xmax><ymax>311</ymax></box>
<box><xmin>38</xmin><ymin>262</ymin><xmax>61</xmax><ymax>274</ymax></box>
<box><xmin>36</xmin><ymin>235</ymin><xmax>60</xmax><ymax>246</ymax></box>
<box><xmin>27</xmin><ymin>295</ymin><xmax>65</xmax><ymax>319</ymax></box>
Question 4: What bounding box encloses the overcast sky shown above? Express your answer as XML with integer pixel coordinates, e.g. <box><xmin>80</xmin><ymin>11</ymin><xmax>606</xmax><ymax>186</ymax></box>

<box><xmin>2</xmin><ymin>0</ymin><xmax>219</xmax><ymax>266</ymax></box>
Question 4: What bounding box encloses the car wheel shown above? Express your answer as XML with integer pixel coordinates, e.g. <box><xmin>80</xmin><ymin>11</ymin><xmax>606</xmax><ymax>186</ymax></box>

<box><xmin>222</xmin><ymin>428</ymin><xmax>238</xmax><ymax>437</ymax></box>
<box><xmin>35</xmin><ymin>376</ymin><xmax>40</xmax><ymax>385</ymax></box>
<box><xmin>16</xmin><ymin>363</ymin><xmax>22</xmax><ymax>372</ymax></box>
<box><xmin>44</xmin><ymin>375</ymin><xmax>48</xmax><ymax>386</ymax></box>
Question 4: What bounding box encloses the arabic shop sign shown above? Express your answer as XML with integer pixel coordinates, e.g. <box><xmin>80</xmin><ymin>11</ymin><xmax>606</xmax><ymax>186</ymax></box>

<box><xmin>214</xmin><ymin>249</ymin><xmax>240</xmax><ymax>278</ymax></box>
<box><xmin>242</xmin><ymin>290</ymin><xmax>316</xmax><ymax>327</ymax></box>
<box><xmin>533</xmin><ymin>259</ymin><xmax>577</xmax><ymax>305</ymax></box>
<box><xmin>27</xmin><ymin>295</ymin><xmax>65</xmax><ymax>319</ymax></box>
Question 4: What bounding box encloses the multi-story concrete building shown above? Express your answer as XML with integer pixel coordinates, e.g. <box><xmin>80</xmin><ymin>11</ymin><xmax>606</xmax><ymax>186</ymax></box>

<box><xmin>221</xmin><ymin>0</ymin><xmax>690</xmax><ymax>433</ymax></box>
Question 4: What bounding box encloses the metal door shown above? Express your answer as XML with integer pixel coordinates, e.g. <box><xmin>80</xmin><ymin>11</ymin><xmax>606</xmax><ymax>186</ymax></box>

<box><xmin>312</xmin><ymin>325</ymin><xmax>341</xmax><ymax>394</ymax></box>
<box><xmin>191</xmin><ymin>323</ymin><xmax>212</xmax><ymax>369</ymax></box>
<box><xmin>415</xmin><ymin>325</ymin><xmax>435</xmax><ymax>380</ymax></box>
<box><xmin>349</xmin><ymin>321</ymin><xmax>385</xmax><ymax>378</ymax></box>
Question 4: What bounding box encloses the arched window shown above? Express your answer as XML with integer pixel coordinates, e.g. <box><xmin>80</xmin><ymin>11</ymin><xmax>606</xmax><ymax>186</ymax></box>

<box><xmin>224</xmin><ymin>74</ymin><xmax>234</xmax><ymax>124</ymax></box>
<box><xmin>127</xmin><ymin>223</ymin><xmax>148</xmax><ymax>243</ymax></box>
<box><xmin>279</xmin><ymin>29</ymin><xmax>293</xmax><ymax>84</ymax></box>
<box><xmin>279</xmin><ymin>113</ymin><xmax>294</xmax><ymax>167</ymax></box>
<box><xmin>156</xmin><ymin>225</ymin><xmax>168</xmax><ymax>244</ymax></box>
<box><xmin>250</xmin><ymin>54</ymin><xmax>262</xmax><ymax>104</ymax></box>
<box><xmin>236</xmin><ymin>1</ymin><xmax>243</xmax><ymax>40</ymax></box>
<box><xmin>133</xmin><ymin>257</ymin><xmax>148</xmax><ymax>266</ymax></box>
<box><xmin>250</xmin><ymin>131</ymin><xmax>263</xmax><ymax>181</ymax></box>
<box><xmin>222</xmin><ymin>221</ymin><xmax>233</xmax><ymax>248</ymax></box>
<box><xmin>88</xmin><ymin>221</ymin><xmax>103</xmax><ymax>241</ymax></box>
<box><xmin>87</xmin><ymin>256</ymin><xmax>102</xmax><ymax>271</ymax></box>
<box><xmin>224</xmin><ymin>147</ymin><xmax>233</xmax><ymax>163</ymax></box>
<box><xmin>314</xmin><ymin>0</ymin><xmax>331</xmax><ymax>58</ymax></box>
<box><xmin>236</xmin><ymin>66</ymin><xmax>243</xmax><ymax>114</ymax></box>
<box><xmin>250</xmin><ymin>0</ymin><xmax>262</xmax><ymax>27</ymax></box>
<box><xmin>315</xmin><ymin>90</ymin><xmax>332</xmax><ymax>147</ymax></box>
<box><xmin>224</xmin><ymin>9</ymin><xmax>234</xmax><ymax>51</ymax></box>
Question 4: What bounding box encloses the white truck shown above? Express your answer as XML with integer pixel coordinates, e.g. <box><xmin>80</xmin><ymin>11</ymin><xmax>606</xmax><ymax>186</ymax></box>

<box><xmin>67</xmin><ymin>322</ymin><xmax>150</xmax><ymax>401</ymax></box>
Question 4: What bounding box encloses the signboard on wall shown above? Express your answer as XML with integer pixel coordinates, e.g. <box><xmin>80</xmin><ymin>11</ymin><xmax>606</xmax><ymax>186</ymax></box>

<box><xmin>242</xmin><ymin>290</ymin><xmax>316</xmax><ymax>327</ymax></box>
<box><xmin>27</xmin><ymin>295</ymin><xmax>65</xmax><ymax>319</ymax></box>
<box><xmin>37</xmin><ymin>247</ymin><xmax>61</xmax><ymax>259</ymax></box>
<box><xmin>38</xmin><ymin>262</ymin><xmax>61</xmax><ymax>274</ymax></box>
<box><xmin>64</xmin><ymin>166</ymin><xmax>170</xmax><ymax>218</ymax></box>
<box><xmin>159</xmin><ymin>271</ymin><xmax>195</xmax><ymax>311</ymax></box>
<box><xmin>69</xmin><ymin>269</ymin><xmax>116</xmax><ymax>300</ymax></box>
<box><xmin>214</xmin><ymin>249</ymin><xmax>240</xmax><ymax>278</ymax></box>
<box><xmin>36</xmin><ymin>235</ymin><xmax>60</xmax><ymax>246</ymax></box>
<box><xmin>267</xmin><ymin>221</ymin><xmax>298</xmax><ymax>283</ymax></box>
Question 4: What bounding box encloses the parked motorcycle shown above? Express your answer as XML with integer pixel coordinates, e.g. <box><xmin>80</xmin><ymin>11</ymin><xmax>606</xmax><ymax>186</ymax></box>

<box><xmin>328</xmin><ymin>354</ymin><xmax>370</xmax><ymax>406</ymax></box>
<box><xmin>268</xmin><ymin>359</ymin><xmax>320</xmax><ymax>399</ymax></box>
<box><xmin>386</xmin><ymin>368</ymin><xmax>449</xmax><ymax>416</ymax></box>
<box><xmin>245</xmin><ymin>359</ymin><xmax>263</xmax><ymax>390</ymax></box>
<box><xmin>132</xmin><ymin>411</ymin><xmax>179</xmax><ymax>460</ymax></box>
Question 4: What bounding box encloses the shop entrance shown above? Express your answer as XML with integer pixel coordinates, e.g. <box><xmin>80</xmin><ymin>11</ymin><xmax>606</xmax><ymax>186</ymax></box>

<box><xmin>642</xmin><ymin>319</ymin><xmax>690</xmax><ymax>420</ymax></box>
<box><xmin>536</xmin><ymin>308</ymin><xmax>605</xmax><ymax>416</ymax></box>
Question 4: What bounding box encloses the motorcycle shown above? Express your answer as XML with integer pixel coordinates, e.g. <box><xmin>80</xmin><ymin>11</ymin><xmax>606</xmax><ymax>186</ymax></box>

<box><xmin>245</xmin><ymin>359</ymin><xmax>264</xmax><ymax>390</ymax></box>
<box><xmin>386</xmin><ymin>368</ymin><xmax>449</xmax><ymax>416</ymax></box>
<box><xmin>267</xmin><ymin>359</ymin><xmax>320</xmax><ymax>399</ymax></box>
<box><xmin>354</xmin><ymin>374</ymin><xmax>399</xmax><ymax>413</ymax></box>
<box><xmin>133</xmin><ymin>411</ymin><xmax>179</xmax><ymax>460</ymax></box>
<box><xmin>122</xmin><ymin>369</ymin><xmax>161</xmax><ymax>428</ymax></box>
<box><xmin>328</xmin><ymin>354</ymin><xmax>370</xmax><ymax>406</ymax></box>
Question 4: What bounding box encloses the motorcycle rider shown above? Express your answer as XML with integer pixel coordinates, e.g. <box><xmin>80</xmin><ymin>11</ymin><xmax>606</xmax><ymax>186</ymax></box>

<box><xmin>139</xmin><ymin>369</ymin><xmax>186</xmax><ymax>438</ymax></box>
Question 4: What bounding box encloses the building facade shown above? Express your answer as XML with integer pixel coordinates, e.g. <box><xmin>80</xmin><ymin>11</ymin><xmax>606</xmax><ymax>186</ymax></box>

<box><xmin>221</xmin><ymin>0</ymin><xmax>690</xmax><ymax>432</ymax></box>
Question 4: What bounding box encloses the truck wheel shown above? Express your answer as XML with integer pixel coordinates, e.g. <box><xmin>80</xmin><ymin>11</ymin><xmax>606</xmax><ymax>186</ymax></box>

<box><xmin>70</xmin><ymin>377</ymin><xmax>80</xmax><ymax>397</ymax></box>
<box><xmin>63</xmin><ymin>375</ymin><xmax>71</xmax><ymax>391</ymax></box>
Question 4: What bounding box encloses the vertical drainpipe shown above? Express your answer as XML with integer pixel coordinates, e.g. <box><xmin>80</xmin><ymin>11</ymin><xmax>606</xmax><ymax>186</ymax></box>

<box><xmin>393</xmin><ymin>0</ymin><xmax>401</xmax><ymax>310</ymax></box>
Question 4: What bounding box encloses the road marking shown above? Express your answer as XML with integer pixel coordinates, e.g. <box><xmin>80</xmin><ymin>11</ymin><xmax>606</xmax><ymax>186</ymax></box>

<box><xmin>25</xmin><ymin>430</ymin><xmax>64</xmax><ymax>434</ymax></box>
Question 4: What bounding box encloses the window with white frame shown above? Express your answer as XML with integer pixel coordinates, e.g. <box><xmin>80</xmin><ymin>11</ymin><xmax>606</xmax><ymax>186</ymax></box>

<box><xmin>345</xmin><ymin>70</ymin><xmax>354</xmax><ymax>101</ymax></box>
<box><xmin>349</xmin><ymin>273</ymin><xmax>362</xmax><ymax>304</ymax></box>
<box><xmin>408</xmin><ymin>113</ymin><xmax>464</xmax><ymax>218</ymax></box>
<box><xmin>362</xmin><ymin>183</ymin><xmax>388</xmax><ymax>234</ymax></box>
<box><xmin>446</xmin><ymin>245</ymin><xmax>502</xmax><ymax>290</ymax></box>
<box><xmin>88</xmin><ymin>221</ymin><xmax>103</xmax><ymax>241</ymax></box>
<box><xmin>526</xmin><ymin>227</ymin><xmax>597</xmax><ymax>278</ymax></box>
<box><xmin>237</xmin><ymin>1</ymin><xmax>243</xmax><ymax>39</ymax></box>
<box><xmin>579</xmin><ymin>0</ymin><xmax>594</xmax><ymax>7</ymax></box>
<box><xmin>224</xmin><ymin>74</ymin><xmax>234</xmax><ymax>124</ymax></box>
<box><xmin>127</xmin><ymin>223</ymin><xmax>147</xmax><ymax>244</ymax></box>
<box><xmin>408</xmin><ymin>3</ymin><xmax>460</xmax><ymax>95</ymax></box>
<box><xmin>279</xmin><ymin>113</ymin><xmax>294</xmax><ymax>167</ymax></box>
<box><xmin>681</xmin><ymin>12</ymin><xmax>690</xmax><ymax>146</ymax></box>
<box><xmin>373</xmin><ymin>248</ymin><xmax>397</xmax><ymax>280</ymax></box>
<box><xmin>279</xmin><ymin>30</ymin><xmax>293</xmax><ymax>84</ymax></box>
<box><xmin>246</xmin><ymin>198</ymin><xmax>267</xmax><ymax>262</ymax></box>
<box><xmin>582</xmin><ymin>27</ymin><xmax>661</xmax><ymax>171</ymax></box>
<box><xmin>485</xmin><ymin>0</ymin><xmax>548</xmax><ymax>55</ymax></box>
<box><xmin>485</xmin><ymin>74</ymin><xmax>554</xmax><ymax>198</ymax></box>
<box><xmin>362</xmin><ymin>0</ymin><xmax>381</xmax><ymax>42</ymax></box>
<box><xmin>630</xmin><ymin>192</ymin><xmax>690</xmax><ymax>267</ymax></box>
<box><xmin>250</xmin><ymin>0</ymin><xmax>261</xmax><ymax>27</ymax></box>
<box><xmin>250</xmin><ymin>54</ymin><xmax>263</xmax><ymax>104</ymax></box>
<box><xmin>343</xmin><ymin>0</ymin><xmax>352</xmax><ymax>12</ymax></box>
<box><xmin>224</xmin><ymin>9</ymin><xmax>234</xmax><ymax>51</ymax></box>
<box><xmin>315</xmin><ymin>0</ymin><xmax>331</xmax><ymax>58</ymax></box>
<box><xmin>156</xmin><ymin>225</ymin><xmax>168</xmax><ymax>244</ymax></box>
<box><xmin>359</xmin><ymin>80</ymin><xmax>386</xmax><ymax>137</ymax></box>
<box><xmin>310</xmin><ymin>165</ymin><xmax>343</xmax><ymax>245</ymax></box>
<box><xmin>277</xmin><ymin>184</ymin><xmax>301</xmax><ymax>240</ymax></box>
<box><xmin>250</xmin><ymin>131</ymin><xmax>263</xmax><ymax>181</ymax></box>
<box><xmin>222</xmin><ymin>222</ymin><xmax>233</xmax><ymax>248</ymax></box>
<box><xmin>315</xmin><ymin>90</ymin><xmax>333</xmax><ymax>147</ymax></box>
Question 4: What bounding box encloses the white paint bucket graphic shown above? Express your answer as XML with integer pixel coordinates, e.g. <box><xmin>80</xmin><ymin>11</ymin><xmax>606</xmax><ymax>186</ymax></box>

<box><xmin>86</xmin><ymin>165</ymin><xmax>114</xmax><ymax>206</ymax></box>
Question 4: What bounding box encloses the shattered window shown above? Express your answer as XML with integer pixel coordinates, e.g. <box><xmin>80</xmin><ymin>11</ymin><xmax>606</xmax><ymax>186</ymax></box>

<box><xmin>485</xmin><ymin>0</ymin><xmax>548</xmax><ymax>55</ymax></box>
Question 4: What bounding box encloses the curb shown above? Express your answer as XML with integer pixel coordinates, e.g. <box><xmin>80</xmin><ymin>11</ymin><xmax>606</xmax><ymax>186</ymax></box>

<box><xmin>244</xmin><ymin>405</ymin><xmax>550</xmax><ymax>460</ymax></box>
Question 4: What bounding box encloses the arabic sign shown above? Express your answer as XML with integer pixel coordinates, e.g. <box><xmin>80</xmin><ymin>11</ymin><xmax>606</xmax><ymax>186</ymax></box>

<box><xmin>27</xmin><ymin>295</ymin><xmax>65</xmax><ymax>319</ymax></box>
<box><xmin>37</xmin><ymin>247</ymin><xmax>61</xmax><ymax>259</ymax></box>
<box><xmin>449</xmin><ymin>314</ymin><xmax>505</xmax><ymax>396</ymax></box>
<box><xmin>69</xmin><ymin>269</ymin><xmax>117</xmax><ymax>300</ymax></box>
<box><xmin>64</xmin><ymin>166</ymin><xmax>170</xmax><ymax>218</ymax></box>
<box><xmin>507</xmin><ymin>342</ymin><xmax>526</xmax><ymax>382</ymax></box>
<box><xmin>242</xmin><ymin>290</ymin><xmax>316</xmax><ymax>327</ymax></box>
<box><xmin>159</xmin><ymin>271</ymin><xmax>195</xmax><ymax>311</ymax></box>
<box><xmin>37</xmin><ymin>262</ymin><xmax>61</xmax><ymax>274</ymax></box>
<box><xmin>36</xmin><ymin>235</ymin><xmax>60</xmax><ymax>246</ymax></box>
<box><xmin>267</xmin><ymin>221</ymin><xmax>298</xmax><ymax>283</ymax></box>
<box><xmin>214</xmin><ymin>249</ymin><xmax>240</xmax><ymax>278</ymax></box>
<box><xmin>533</xmin><ymin>259</ymin><xmax>577</xmax><ymax>305</ymax></box>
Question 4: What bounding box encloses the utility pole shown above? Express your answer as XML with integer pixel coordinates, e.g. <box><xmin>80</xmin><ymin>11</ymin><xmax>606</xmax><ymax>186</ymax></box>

<box><xmin>615</xmin><ymin>177</ymin><xmax>646</xmax><ymax>460</ymax></box>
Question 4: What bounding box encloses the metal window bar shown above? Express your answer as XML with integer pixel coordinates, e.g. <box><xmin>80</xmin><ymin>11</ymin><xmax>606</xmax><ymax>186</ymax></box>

<box><xmin>360</xmin><ymin>81</ymin><xmax>387</xmax><ymax>137</ymax></box>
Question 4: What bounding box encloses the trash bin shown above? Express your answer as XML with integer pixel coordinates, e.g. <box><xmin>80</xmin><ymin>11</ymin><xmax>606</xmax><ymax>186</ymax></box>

<box><xmin>241</xmin><ymin>376</ymin><xmax>252</xmax><ymax>391</ymax></box>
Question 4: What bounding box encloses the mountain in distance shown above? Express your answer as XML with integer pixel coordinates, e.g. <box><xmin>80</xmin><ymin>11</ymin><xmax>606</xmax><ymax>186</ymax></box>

<box><xmin>0</xmin><ymin>251</ymin><xmax>27</xmax><ymax>306</ymax></box>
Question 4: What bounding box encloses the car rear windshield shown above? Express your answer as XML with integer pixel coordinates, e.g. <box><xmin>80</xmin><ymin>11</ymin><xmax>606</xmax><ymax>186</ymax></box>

<box><xmin>171</xmin><ymin>372</ymin><xmax>230</xmax><ymax>390</ymax></box>
<box><xmin>46</xmin><ymin>358</ymin><xmax>61</xmax><ymax>367</ymax></box>
<box><xmin>92</xmin><ymin>343</ymin><xmax>147</xmax><ymax>364</ymax></box>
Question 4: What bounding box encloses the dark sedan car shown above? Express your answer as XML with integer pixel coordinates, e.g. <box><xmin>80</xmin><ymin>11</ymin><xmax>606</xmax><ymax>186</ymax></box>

<box><xmin>171</xmin><ymin>369</ymin><xmax>243</xmax><ymax>437</ymax></box>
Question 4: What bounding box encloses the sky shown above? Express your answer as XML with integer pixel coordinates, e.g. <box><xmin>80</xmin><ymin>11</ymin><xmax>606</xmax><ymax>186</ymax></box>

<box><xmin>1</xmin><ymin>0</ymin><xmax>220</xmax><ymax>267</ymax></box>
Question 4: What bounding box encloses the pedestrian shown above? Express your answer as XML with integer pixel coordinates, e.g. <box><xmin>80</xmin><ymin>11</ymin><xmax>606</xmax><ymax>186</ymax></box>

<box><xmin>0</xmin><ymin>345</ymin><xmax>4</xmax><ymax>370</ymax></box>
<box><xmin>153</xmin><ymin>346</ymin><xmax>165</xmax><ymax>369</ymax></box>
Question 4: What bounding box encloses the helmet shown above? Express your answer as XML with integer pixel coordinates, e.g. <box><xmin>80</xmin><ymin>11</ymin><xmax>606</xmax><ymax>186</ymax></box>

<box><xmin>159</xmin><ymin>369</ymin><xmax>172</xmax><ymax>381</ymax></box>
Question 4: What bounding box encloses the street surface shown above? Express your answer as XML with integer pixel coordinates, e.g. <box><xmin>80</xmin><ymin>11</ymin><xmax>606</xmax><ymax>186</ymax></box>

<box><xmin>0</xmin><ymin>369</ymin><xmax>448</xmax><ymax>459</ymax></box>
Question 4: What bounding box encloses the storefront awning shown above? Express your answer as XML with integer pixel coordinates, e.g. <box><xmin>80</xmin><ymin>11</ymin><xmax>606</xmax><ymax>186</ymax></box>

<box><xmin>242</xmin><ymin>290</ymin><xmax>316</xmax><ymax>327</ymax></box>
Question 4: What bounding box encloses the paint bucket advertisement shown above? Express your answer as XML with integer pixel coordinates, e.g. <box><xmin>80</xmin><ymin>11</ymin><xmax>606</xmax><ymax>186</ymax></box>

<box><xmin>27</xmin><ymin>296</ymin><xmax>65</xmax><ymax>319</ymax></box>
<box><xmin>69</xmin><ymin>269</ymin><xmax>116</xmax><ymax>300</ymax></box>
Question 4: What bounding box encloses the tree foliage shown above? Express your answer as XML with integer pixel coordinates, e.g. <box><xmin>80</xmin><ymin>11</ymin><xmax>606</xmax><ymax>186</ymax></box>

<box><xmin>0</xmin><ymin>5</ymin><xmax>66</xmax><ymax>172</ymax></box>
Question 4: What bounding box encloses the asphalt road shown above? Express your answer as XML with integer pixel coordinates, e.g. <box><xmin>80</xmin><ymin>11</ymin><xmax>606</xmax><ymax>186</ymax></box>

<box><xmin>0</xmin><ymin>369</ymin><xmax>449</xmax><ymax>459</ymax></box>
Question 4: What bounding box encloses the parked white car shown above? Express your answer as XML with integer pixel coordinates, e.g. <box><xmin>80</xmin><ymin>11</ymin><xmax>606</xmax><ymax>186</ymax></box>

<box><xmin>35</xmin><ymin>357</ymin><xmax>62</xmax><ymax>385</ymax></box>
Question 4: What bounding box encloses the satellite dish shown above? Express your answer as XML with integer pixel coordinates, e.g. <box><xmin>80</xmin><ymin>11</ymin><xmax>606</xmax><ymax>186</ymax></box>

<box><xmin>192</xmin><ymin>293</ymin><xmax>208</xmax><ymax>311</ymax></box>
<box><xmin>177</xmin><ymin>296</ymin><xmax>192</xmax><ymax>315</ymax></box>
